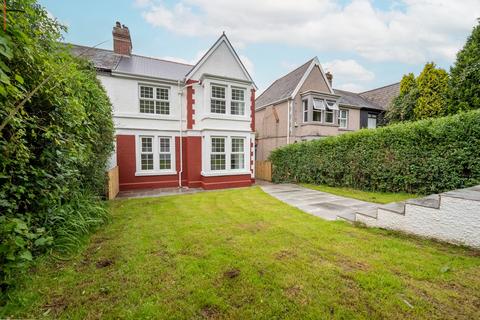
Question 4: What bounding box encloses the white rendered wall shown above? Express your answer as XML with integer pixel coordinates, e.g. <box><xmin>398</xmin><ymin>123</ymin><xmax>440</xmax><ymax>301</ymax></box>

<box><xmin>357</xmin><ymin>196</ymin><xmax>480</xmax><ymax>248</ymax></box>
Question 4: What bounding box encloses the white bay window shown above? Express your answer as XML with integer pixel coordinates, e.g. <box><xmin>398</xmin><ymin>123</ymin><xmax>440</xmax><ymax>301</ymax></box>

<box><xmin>210</xmin><ymin>83</ymin><xmax>247</xmax><ymax>116</ymax></box>
<box><xmin>211</xmin><ymin>85</ymin><xmax>226</xmax><ymax>114</ymax></box>
<box><xmin>208</xmin><ymin>136</ymin><xmax>248</xmax><ymax>172</ymax></box>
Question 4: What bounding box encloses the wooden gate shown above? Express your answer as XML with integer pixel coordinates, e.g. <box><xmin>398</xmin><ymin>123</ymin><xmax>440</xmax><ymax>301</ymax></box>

<box><xmin>255</xmin><ymin>160</ymin><xmax>272</xmax><ymax>181</ymax></box>
<box><xmin>106</xmin><ymin>166</ymin><xmax>119</xmax><ymax>199</ymax></box>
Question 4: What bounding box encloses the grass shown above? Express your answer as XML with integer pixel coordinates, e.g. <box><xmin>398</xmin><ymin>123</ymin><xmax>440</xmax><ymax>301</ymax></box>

<box><xmin>301</xmin><ymin>183</ymin><xmax>420</xmax><ymax>204</ymax></box>
<box><xmin>2</xmin><ymin>187</ymin><xmax>479</xmax><ymax>319</ymax></box>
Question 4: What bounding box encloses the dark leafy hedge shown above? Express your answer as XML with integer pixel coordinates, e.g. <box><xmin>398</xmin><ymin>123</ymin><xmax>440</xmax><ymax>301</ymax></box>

<box><xmin>0</xmin><ymin>0</ymin><xmax>114</xmax><ymax>292</ymax></box>
<box><xmin>270</xmin><ymin>110</ymin><xmax>480</xmax><ymax>194</ymax></box>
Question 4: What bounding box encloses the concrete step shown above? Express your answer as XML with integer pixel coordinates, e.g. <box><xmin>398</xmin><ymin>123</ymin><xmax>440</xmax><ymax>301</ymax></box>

<box><xmin>355</xmin><ymin>207</ymin><xmax>378</xmax><ymax>219</ymax></box>
<box><xmin>406</xmin><ymin>194</ymin><xmax>440</xmax><ymax>209</ymax></box>
<box><xmin>379</xmin><ymin>202</ymin><xmax>405</xmax><ymax>215</ymax></box>
<box><xmin>336</xmin><ymin>212</ymin><xmax>356</xmax><ymax>223</ymax></box>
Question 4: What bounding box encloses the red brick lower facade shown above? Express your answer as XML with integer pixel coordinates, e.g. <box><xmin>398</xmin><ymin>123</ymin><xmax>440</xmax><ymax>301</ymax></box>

<box><xmin>116</xmin><ymin>135</ymin><xmax>253</xmax><ymax>191</ymax></box>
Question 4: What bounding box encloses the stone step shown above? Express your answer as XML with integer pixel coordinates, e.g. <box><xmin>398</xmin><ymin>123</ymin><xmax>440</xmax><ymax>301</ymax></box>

<box><xmin>379</xmin><ymin>202</ymin><xmax>405</xmax><ymax>215</ymax></box>
<box><xmin>336</xmin><ymin>212</ymin><xmax>356</xmax><ymax>223</ymax></box>
<box><xmin>406</xmin><ymin>194</ymin><xmax>440</xmax><ymax>209</ymax></box>
<box><xmin>355</xmin><ymin>207</ymin><xmax>378</xmax><ymax>219</ymax></box>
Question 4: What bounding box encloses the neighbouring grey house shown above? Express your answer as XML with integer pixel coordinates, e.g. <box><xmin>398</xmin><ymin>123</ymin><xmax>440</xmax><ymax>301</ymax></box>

<box><xmin>254</xmin><ymin>57</ymin><xmax>399</xmax><ymax>161</ymax></box>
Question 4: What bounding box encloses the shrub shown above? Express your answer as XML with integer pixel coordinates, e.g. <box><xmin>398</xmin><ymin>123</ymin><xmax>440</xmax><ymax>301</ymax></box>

<box><xmin>0</xmin><ymin>0</ymin><xmax>114</xmax><ymax>292</ymax></box>
<box><xmin>270</xmin><ymin>110</ymin><xmax>480</xmax><ymax>195</ymax></box>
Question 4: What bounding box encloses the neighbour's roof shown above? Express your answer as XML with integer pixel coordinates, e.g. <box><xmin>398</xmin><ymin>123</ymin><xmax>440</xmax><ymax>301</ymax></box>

<box><xmin>255</xmin><ymin>58</ymin><xmax>314</xmax><ymax>108</ymax></box>
<box><xmin>69</xmin><ymin>44</ymin><xmax>193</xmax><ymax>81</ymax></box>
<box><xmin>359</xmin><ymin>82</ymin><xmax>400</xmax><ymax>110</ymax></box>
<box><xmin>334</xmin><ymin>88</ymin><xmax>383</xmax><ymax>111</ymax></box>
<box><xmin>255</xmin><ymin>57</ymin><xmax>398</xmax><ymax>111</ymax></box>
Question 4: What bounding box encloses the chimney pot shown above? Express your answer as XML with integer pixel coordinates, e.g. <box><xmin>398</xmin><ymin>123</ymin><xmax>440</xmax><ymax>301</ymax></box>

<box><xmin>112</xmin><ymin>21</ymin><xmax>132</xmax><ymax>56</ymax></box>
<box><xmin>325</xmin><ymin>71</ymin><xmax>333</xmax><ymax>87</ymax></box>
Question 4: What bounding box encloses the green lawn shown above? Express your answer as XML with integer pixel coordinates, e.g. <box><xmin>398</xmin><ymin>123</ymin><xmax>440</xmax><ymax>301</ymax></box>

<box><xmin>2</xmin><ymin>187</ymin><xmax>479</xmax><ymax>319</ymax></box>
<box><xmin>301</xmin><ymin>183</ymin><xmax>420</xmax><ymax>204</ymax></box>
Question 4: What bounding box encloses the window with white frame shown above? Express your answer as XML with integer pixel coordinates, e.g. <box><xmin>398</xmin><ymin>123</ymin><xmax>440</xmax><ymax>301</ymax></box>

<box><xmin>210</xmin><ymin>137</ymin><xmax>226</xmax><ymax>170</ymax></box>
<box><xmin>231</xmin><ymin>88</ymin><xmax>245</xmax><ymax>115</ymax></box>
<box><xmin>325</xmin><ymin>100</ymin><xmax>337</xmax><ymax>124</ymax></box>
<box><xmin>211</xmin><ymin>85</ymin><xmax>226</xmax><ymax>114</ymax></box>
<box><xmin>139</xmin><ymin>85</ymin><xmax>170</xmax><ymax>115</ymax></box>
<box><xmin>231</xmin><ymin>137</ymin><xmax>245</xmax><ymax>169</ymax></box>
<box><xmin>140</xmin><ymin>136</ymin><xmax>154</xmax><ymax>170</ymax></box>
<box><xmin>368</xmin><ymin>113</ymin><xmax>377</xmax><ymax>128</ymax></box>
<box><xmin>312</xmin><ymin>99</ymin><xmax>324</xmax><ymax>122</ymax></box>
<box><xmin>158</xmin><ymin>137</ymin><xmax>172</xmax><ymax>170</ymax></box>
<box><xmin>303</xmin><ymin>100</ymin><xmax>308</xmax><ymax>122</ymax></box>
<box><xmin>338</xmin><ymin>109</ymin><xmax>349</xmax><ymax>128</ymax></box>
<box><xmin>138</xmin><ymin>136</ymin><xmax>174</xmax><ymax>173</ymax></box>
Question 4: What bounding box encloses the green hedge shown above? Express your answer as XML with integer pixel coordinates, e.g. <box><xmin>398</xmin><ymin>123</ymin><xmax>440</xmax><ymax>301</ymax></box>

<box><xmin>270</xmin><ymin>110</ymin><xmax>480</xmax><ymax>194</ymax></box>
<box><xmin>0</xmin><ymin>1</ymin><xmax>114</xmax><ymax>292</ymax></box>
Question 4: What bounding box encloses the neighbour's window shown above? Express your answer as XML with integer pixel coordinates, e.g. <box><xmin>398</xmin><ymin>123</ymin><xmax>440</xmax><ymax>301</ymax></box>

<box><xmin>368</xmin><ymin>113</ymin><xmax>377</xmax><ymax>129</ymax></box>
<box><xmin>211</xmin><ymin>85</ymin><xmax>226</xmax><ymax>114</ymax></box>
<box><xmin>325</xmin><ymin>109</ymin><xmax>334</xmax><ymax>123</ymax></box>
<box><xmin>159</xmin><ymin>137</ymin><xmax>172</xmax><ymax>170</ymax></box>
<box><xmin>231</xmin><ymin>137</ymin><xmax>245</xmax><ymax>169</ymax></box>
<box><xmin>312</xmin><ymin>98</ymin><xmax>325</xmax><ymax>122</ymax></box>
<box><xmin>140</xmin><ymin>136</ymin><xmax>154</xmax><ymax>170</ymax></box>
<box><xmin>211</xmin><ymin>137</ymin><xmax>226</xmax><ymax>170</ymax></box>
<box><xmin>231</xmin><ymin>88</ymin><xmax>245</xmax><ymax>115</ymax></box>
<box><xmin>338</xmin><ymin>109</ymin><xmax>349</xmax><ymax>128</ymax></box>
<box><xmin>303</xmin><ymin>100</ymin><xmax>308</xmax><ymax>122</ymax></box>
<box><xmin>139</xmin><ymin>85</ymin><xmax>170</xmax><ymax>115</ymax></box>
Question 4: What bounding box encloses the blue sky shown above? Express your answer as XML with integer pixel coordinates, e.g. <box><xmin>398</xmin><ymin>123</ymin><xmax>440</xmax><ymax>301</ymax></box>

<box><xmin>40</xmin><ymin>0</ymin><xmax>480</xmax><ymax>93</ymax></box>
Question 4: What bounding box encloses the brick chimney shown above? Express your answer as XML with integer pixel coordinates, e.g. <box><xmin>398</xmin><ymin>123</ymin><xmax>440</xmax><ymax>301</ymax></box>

<box><xmin>112</xmin><ymin>21</ymin><xmax>132</xmax><ymax>56</ymax></box>
<box><xmin>325</xmin><ymin>71</ymin><xmax>333</xmax><ymax>87</ymax></box>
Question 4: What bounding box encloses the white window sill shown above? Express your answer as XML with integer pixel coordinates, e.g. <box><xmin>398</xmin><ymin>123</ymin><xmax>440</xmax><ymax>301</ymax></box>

<box><xmin>201</xmin><ymin>170</ymin><xmax>251</xmax><ymax>177</ymax></box>
<box><xmin>204</xmin><ymin>115</ymin><xmax>250</xmax><ymax>122</ymax></box>
<box><xmin>115</xmin><ymin>113</ymin><xmax>179</xmax><ymax>121</ymax></box>
<box><xmin>135</xmin><ymin>170</ymin><xmax>177</xmax><ymax>176</ymax></box>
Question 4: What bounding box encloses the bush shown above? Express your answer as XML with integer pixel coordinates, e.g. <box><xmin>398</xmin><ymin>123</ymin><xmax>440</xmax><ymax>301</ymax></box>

<box><xmin>270</xmin><ymin>110</ymin><xmax>480</xmax><ymax>194</ymax></box>
<box><xmin>0</xmin><ymin>0</ymin><xmax>114</xmax><ymax>292</ymax></box>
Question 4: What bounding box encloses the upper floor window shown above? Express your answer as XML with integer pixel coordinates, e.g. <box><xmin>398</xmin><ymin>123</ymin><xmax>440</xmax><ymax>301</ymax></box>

<box><xmin>312</xmin><ymin>99</ymin><xmax>324</xmax><ymax>122</ymax></box>
<box><xmin>368</xmin><ymin>113</ymin><xmax>377</xmax><ymax>129</ymax></box>
<box><xmin>231</xmin><ymin>88</ymin><xmax>245</xmax><ymax>115</ymax></box>
<box><xmin>210</xmin><ymin>83</ymin><xmax>247</xmax><ymax>116</ymax></box>
<box><xmin>338</xmin><ymin>109</ymin><xmax>349</xmax><ymax>129</ymax></box>
<box><xmin>303</xmin><ymin>100</ymin><xmax>308</xmax><ymax>122</ymax></box>
<box><xmin>139</xmin><ymin>85</ymin><xmax>170</xmax><ymax>115</ymax></box>
<box><xmin>211</xmin><ymin>85</ymin><xmax>226</xmax><ymax>114</ymax></box>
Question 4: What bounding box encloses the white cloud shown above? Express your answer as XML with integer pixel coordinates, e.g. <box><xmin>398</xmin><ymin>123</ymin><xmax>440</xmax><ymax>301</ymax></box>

<box><xmin>323</xmin><ymin>59</ymin><xmax>375</xmax><ymax>91</ymax></box>
<box><xmin>138</xmin><ymin>0</ymin><xmax>480</xmax><ymax>64</ymax></box>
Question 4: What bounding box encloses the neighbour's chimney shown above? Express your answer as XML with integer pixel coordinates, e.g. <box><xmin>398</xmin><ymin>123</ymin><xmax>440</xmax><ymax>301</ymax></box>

<box><xmin>325</xmin><ymin>72</ymin><xmax>333</xmax><ymax>87</ymax></box>
<box><xmin>112</xmin><ymin>21</ymin><xmax>132</xmax><ymax>56</ymax></box>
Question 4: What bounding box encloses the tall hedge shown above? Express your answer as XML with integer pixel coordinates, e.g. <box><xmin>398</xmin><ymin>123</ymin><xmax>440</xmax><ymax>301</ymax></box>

<box><xmin>0</xmin><ymin>0</ymin><xmax>114</xmax><ymax>291</ymax></box>
<box><xmin>270</xmin><ymin>110</ymin><xmax>480</xmax><ymax>194</ymax></box>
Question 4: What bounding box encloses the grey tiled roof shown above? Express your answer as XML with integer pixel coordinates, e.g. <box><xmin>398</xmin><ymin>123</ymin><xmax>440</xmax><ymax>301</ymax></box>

<box><xmin>116</xmin><ymin>54</ymin><xmax>192</xmax><ymax>81</ymax></box>
<box><xmin>69</xmin><ymin>44</ymin><xmax>193</xmax><ymax>81</ymax></box>
<box><xmin>255</xmin><ymin>59</ymin><xmax>313</xmax><ymax>108</ymax></box>
<box><xmin>70</xmin><ymin>44</ymin><xmax>121</xmax><ymax>71</ymax></box>
<box><xmin>334</xmin><ymin>88</ymin><xmax>383</xmax><ymax>111</ymax></box>
<box><xmin>359</xmin><ymin>82</ymin><xmax>400</xmax><ymax>110</ymax></box>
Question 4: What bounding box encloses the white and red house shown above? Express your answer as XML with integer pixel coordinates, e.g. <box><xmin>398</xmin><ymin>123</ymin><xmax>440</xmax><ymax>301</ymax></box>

<box><xmin>73</xmin><ymin>22</ymin><xmax>256</xmax><ymax>191</ymax></box>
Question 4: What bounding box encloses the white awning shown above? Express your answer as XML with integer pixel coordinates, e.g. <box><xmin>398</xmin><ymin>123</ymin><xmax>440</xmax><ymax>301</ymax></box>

<box><xmin>326</xmin><ymin>100</ymin><xmax>339</xmax><ymax>110</ymax></box>
<box><xmin>313</xmin><ymin>98</ymin><xmax>326</xmax><ymax>110</ymax></box>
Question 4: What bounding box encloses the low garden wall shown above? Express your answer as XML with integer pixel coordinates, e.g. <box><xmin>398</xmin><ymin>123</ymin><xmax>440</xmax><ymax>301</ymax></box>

<box><xmin>270</xmin><ymin>110</ymin><xmax>480</xmax><ymax>194</ymax></box>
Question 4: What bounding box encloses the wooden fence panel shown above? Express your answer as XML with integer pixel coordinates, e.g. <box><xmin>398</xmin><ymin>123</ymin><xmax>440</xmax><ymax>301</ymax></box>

<box><xmin>255</xmin><ymin>160</ymin><xmax>272</xmax><ymax>182</ymax></box>
<box><xmin>106</xmin><ymin>166</ymin><xmax>119</xmax><ymax>200</ymax></box>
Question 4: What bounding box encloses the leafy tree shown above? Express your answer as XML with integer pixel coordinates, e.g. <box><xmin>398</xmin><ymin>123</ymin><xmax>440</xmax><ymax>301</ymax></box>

<box><xmin>448</xmin><ymin>19</ymin><xmax>480</xmax><ymax>113</ymax></box>
<box><xmin>0</xmin><ymin>0</ymin><xmax>114</xmax><ymax>292</ymax></box>
<box><xmin>385</xmin><ymin>73</ymin><xmax>418</xmax><ymax>123</ymax></box>
<box><xmin>414</xmin><ymin>62</ymin><xmax>449</xmax><ymax>119</ymax></box>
